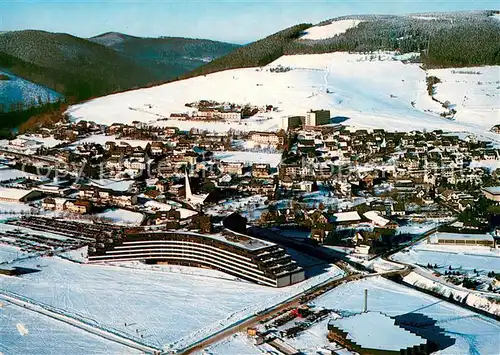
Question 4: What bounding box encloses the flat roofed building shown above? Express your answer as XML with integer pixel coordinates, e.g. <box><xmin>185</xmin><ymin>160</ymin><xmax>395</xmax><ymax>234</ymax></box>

<box><xmin>281</xmin><ymin>115</ymin><xmax>304</xmax><ymax>130</ymax></box>
<box><xmin>429</xmin><ymin>232</ymin><xmax>494</xmax><ymax>247</ymax></box>
<box><xmin>250</xmin><ymin>132</ymin><xmax>284</xmax><ymax>146</ymax></box>
<box><xmin>363</xmin><ymin>211</ymin><xmax>390</xmax><ymax>227</ymax></box>
<box><xmin>331</xmin><ymin>211</ymin><xmax>361</xmax><ymax>225</ymax></box>
<box><xmin>0</xmin><ymin>187</ymin><xmax>42</xmax><ymax>203</ymax></box>
<box><xmin>483</xmin><ymin>186</ymin><xmax>500</xmax><ymax>202</ymax></box>
<box><xmin>88</xmin><ymin>229</ymin><xmax>305</xmax><ymax>287</ymax></box>
<box><xmin>305</xmin><ymin>109</ymin><xmax>330</xmax><ymax>127</ymax></box>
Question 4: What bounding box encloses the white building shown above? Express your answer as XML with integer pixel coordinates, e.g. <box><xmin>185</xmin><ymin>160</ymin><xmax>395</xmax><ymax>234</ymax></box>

<box><xmin>305</xmin><ymin>109</ymin><xmax>330</xmax><ymax>127</ymax></box>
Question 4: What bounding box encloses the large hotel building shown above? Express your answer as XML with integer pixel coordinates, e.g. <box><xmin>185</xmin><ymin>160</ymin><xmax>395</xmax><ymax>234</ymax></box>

<box><xmin>88</xmin><ymin>228</ymin><xmax>306</xmax><ymax>287</ymax></box>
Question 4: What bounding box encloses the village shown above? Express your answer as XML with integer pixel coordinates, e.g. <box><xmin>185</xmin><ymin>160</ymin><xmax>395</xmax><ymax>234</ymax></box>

<box><xmin>1</xmin><ymin>106</ymin><xmax>500</xmax><ymax>355</ymax></box>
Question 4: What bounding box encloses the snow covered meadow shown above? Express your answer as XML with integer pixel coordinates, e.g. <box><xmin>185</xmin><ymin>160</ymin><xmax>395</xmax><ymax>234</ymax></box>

<box><xmin>67</xmin><ymin>52</ymin><xmax>499</xmax><ymax>144</ymax></box>
<box><xmin>0</xmin><ymin>256</ymin><xmax>344</xmax><ymax>352</ymax></box>
<box><xmin>300</xmin><ymin>19</ymin><xmax>363</xmax><ymax>40</ymax></box>
<box><xmin>392</xmin><ymin>240</ymin><xmax>500</xmax><ymax>274</ymax></box>
<box><xmin>89</xmin><ymin>179</ymin><xmax>135</xmax><ymax>192</ymax></box>
<box><xmin>0</xmin><ymin>165</ymin><xmax>37</xmax><ymax>183</ymax></box>
<box><xmin>0</xmin><ymin>244</ymin><xmax>27</xmax><ymax>264</ymax></box>
<box><xmin>0</xmin><ymin>302</ymin><xmax>140</xmax><ymax>355</ymax></box>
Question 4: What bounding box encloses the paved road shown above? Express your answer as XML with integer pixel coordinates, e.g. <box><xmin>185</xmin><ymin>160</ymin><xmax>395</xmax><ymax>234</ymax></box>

<box><xmin>177</xmin><ymin>268</ymin><xmax>360</xmax><ymax>355</ymax></box>
<box><xmin>177</xmin><ymin>261</ymin><xmax>412</xmax><ymax>355</ymax></box>
<box><xmin>178</xmin><ymin>222</ymin><xmax>460</xmax><ymax>354</ymax></box>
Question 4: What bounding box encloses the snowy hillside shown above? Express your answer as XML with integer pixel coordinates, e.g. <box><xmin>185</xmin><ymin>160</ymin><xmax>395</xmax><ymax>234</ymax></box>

<box><xmin>301</xmin><ymin>19</ymin><xmax>363</xmax><ymax>40</ymax></box>
<box><xmin>0</xmin><ymin>71</ymin><xmax>63</xmax><ymax>110</ymax></box>
<box><xmin>426</xmin><ymin>67</ymin><xmax>500</xmax><ymax>131</ymax></box>
<box><xmin>67</xmin><ymin>52</ymin><xmax>499</xmax><ymax>142</ymax></box>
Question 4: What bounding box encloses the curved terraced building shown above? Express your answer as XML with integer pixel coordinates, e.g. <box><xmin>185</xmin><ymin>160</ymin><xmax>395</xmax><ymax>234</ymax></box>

<box><xmin>88</xmin><ymin>229</ymin><xmax>305</xmax><ymax>287</ymax></box>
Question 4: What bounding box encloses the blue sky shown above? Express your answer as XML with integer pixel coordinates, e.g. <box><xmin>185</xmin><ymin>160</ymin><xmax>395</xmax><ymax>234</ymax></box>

<box><xmin>0</xmin><ymin>0</ymin><xmax>497</xmax><ymax>43</ymax></box>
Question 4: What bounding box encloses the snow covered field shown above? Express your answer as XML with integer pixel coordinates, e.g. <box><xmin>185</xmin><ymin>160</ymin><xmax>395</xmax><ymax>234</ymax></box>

<box><xmin>15</xmin><ymin>134</ymin><xmax>64</xmax><ymax>148</ymax></box>
<box><xmin>0</xmin><ymin>201</ymin><xmax>36</xmax><ymax>221</ymax></box>
<box><xmin>0</xmin><ymin>302</ymin><xmax>140</xmax><ymax>355</ymax></box>
<box><xmin>288</xmin><ymin>277</ymin><xmax>500</xmax><ymax>355</ymax></box>
<box><xmin>198</xmin><ymin>333</ymin><xmax>264</xmax><ymax>355</ymax></box>
<box><xmin>0</xmin><ymin>256</ymin><xmax>343</xmax><ymax>351</ymax></box>
<box><xmin>205</xmin><ymin>195</ymin><xmax>268</xmax><ymax>221</ymax></box>
<box><xmin>469</xmin><ymin>160</ymin><xmax>500</xmax><ymax>172</ymax></box>
<box><xmin>0</xmin><ymin>244</ymin><xmax>27</xmax><ymax>263</ymax></box>
<box><xmin>93</xmin><ymin>208</ymin><xmax>144</xmax><ymax>226</ymax></box>
<box><xmin>214</xmin><ymin>151</ymin><xmax>282</xmax><ymax>168</ymax></box>
<box><xmin>396</xmin><ymin>221</ymin><xmax>439</xmax><ymax>235</ymax></box>
<box><xmin>0</xmin><ymin>166</ymin><xmax>37</xmax><ymax>182</ymax></box>
<box><xmin>301</xmin><ymin>19</ymin><xmax>363</xmax><ymax>40</ymax></box>
<box><xmin>392</xmin><ymin>240</ymin><xmax>500</xmax><ymax>273</ymax></box>
<box><xmin>426</xmin><ymin>67</ymin><xmax>499</xmax><ymax>129</ymax></box>
<box><xmin>67</xmin><ymin>53</ymin><xmax>499</xmax><ymax>144</ymax></box>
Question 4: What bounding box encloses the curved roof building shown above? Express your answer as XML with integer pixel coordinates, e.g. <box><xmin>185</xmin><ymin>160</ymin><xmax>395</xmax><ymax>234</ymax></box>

<box><xmin>88</xmin><ymin>229</ymin><xmax>305</xmax><ymax>287</ymax></box>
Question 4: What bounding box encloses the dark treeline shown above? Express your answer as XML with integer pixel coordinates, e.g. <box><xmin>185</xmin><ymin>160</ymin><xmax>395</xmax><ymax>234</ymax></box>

<box><xmin>0</xmin><ymin>31</ymin><xmax>160</xmax><ymax>102</ymax></box>
<box><xmin>183</xmin><ymin>11</ymin><xmax>499</xmax><ymax>81</ymax></box>
<box><xmin>0</xmin><ymin>99</ymin><xmax>65</xmax><ymax>139</ymax></box>
<box><xmin>285</xmin><ymin>12</ymin><xmax>500</xmax><ymax>67</ymax></box>
<box><xmin>181</xmin><ymin>24</ymin><xmax>312</xmax><ymax>79</ymax></box>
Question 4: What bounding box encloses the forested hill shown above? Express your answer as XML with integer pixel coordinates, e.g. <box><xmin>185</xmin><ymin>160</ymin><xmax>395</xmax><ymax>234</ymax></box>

<box><xmin>288</xmin><ymin>11</ymin><xmax>500</xmax><ymax>68</ymax></box>
<box><xmin>0</xmin><ymin>30</ymin><xmax>160</xmax><ymax>102</ymax></box>
<box><xmin>181</xmin><ymin>24</ymin><xmax>311</xmax><ymax>79</ymax></box>
<box><xmin>89</xmin><ymin>32</ymin><xmax>240</xmax><ymax>79</ymax></box>
<box><xmin>185</xmin><ymin>10</ymin><xmax>500</xmax><ymax>78</ymax></box>
<box><xmin>0</xmin><ymin>30</ymin><xmax>239</xmax><ymax>103</ymax></box>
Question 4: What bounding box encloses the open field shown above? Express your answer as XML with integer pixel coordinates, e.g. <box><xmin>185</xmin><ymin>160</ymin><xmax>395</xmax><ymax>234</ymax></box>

<box><xmin>0</xmin><ymin>255</ymin><xmax>344</xmax><ymax>351</ymax></box>
<box><xmin>0</xmin><ymin>302</ymin><xmax>140</xmax><ymax>355</ymax></box>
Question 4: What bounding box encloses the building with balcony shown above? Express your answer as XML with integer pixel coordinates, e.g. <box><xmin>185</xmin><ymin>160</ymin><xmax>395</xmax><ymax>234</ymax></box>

<box><xmin>88</xmin><ymin>229</ymin><xmax>305</xmax><ymax>287</ymax></box>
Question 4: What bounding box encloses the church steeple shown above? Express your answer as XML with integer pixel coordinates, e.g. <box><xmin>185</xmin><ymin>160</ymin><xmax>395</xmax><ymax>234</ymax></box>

<box><xmin>185</xmin><ymin>168</ymin><xmax>192</xmax><ymax>201</ymax></box>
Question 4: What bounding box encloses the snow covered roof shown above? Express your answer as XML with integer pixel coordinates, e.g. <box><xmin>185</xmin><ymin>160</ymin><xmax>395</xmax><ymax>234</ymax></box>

<box><xmin>329</xmin><ymin>312</ymin><xmax>425</xmax><ymax>351</ymax></box>
<box><xmin>144</xmin><ymin>200</ymin><xmax>198</xmax><ymax>219</ymax></box>
<box><xmin>430</xmin><ymin>232</ymin><xmax>494</xmax><ymax>243</ymax></box>
<box><xmin>144</xmin><ymin>229</ymin><xmax>275</xmax><ymax>252</ymax></box>
<box><xmin>363</xmin><ymin>211</ymin><xmax>390</xmax><ymax>227</ymax></box>
<box><xmin>332</xmin><ymin>211</ymin><xmax>361</xmax><ymax>223</ymax></box>
<box><xmin>0</xmin><ymin>187</ymin><xmax>35</xmax><ymax>200</ymax></box>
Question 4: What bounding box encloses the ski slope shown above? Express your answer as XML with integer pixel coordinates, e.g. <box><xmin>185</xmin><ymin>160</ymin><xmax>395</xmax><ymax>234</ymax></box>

<box><xmin>301</xmin><ymin>20</ymin><xmax>363</xmax><ymax>40</ymax></box>
<box><xmin>426</xmin><ymin>67</ymin><xmax>500</xmax><ymax>130</ymax></box>
<box><xmin>67</xmin><ymin>52</ymin><xmax>499</xmax><ymax>142</ymax></box>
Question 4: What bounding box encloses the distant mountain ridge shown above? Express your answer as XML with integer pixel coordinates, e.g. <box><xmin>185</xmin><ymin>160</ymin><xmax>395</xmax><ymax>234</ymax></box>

<box><xmin>88</xmin><ymin>32</ymin><xmax>140</xmax><ymax>47</ymax></box>
<box><xmin>89</xmin><ymin>32</ymin><xmax>240</xmax><ymax>78</ymax></box>
<box><xmin>0</xmin><ymin>30</ymin><xmax>239</xmax><ymax>103</ymax></box>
